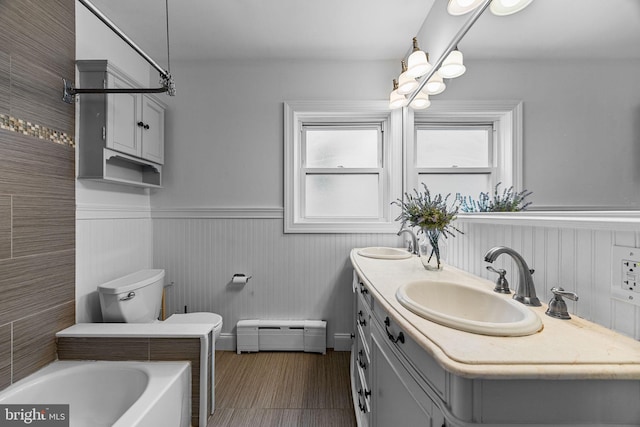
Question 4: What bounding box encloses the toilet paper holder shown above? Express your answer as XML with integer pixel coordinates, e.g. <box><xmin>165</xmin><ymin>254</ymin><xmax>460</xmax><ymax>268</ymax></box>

<box><xmin>232</xmin><ymin>273</ymin><xmax>252</xmax><ymax>284</ymax></box>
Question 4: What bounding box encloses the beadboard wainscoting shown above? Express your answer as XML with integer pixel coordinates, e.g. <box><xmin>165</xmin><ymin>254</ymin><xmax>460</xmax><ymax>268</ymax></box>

<box><xmin>76</xmin><ymin>206</ymin><xmax>153</xmax><ymax>323</ymax></box>
<box><xmin>448</xmin><ymin>214</ymin><xmax>640</xmax><ymax>340</ymax></box>
<box><xmin>152</xmin><ymin>209</ymin><xmax>402</xmax><ymax>351</ymax></box>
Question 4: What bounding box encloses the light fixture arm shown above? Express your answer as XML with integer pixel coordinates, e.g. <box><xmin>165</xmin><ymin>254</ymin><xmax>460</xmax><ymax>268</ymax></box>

<box><xmin>405</xmin><ymin>0</ymin><xmax>491</xmax><ymax>106</ymax></box>
<box><xmin>63</xmin><ymin>0</ymin><xmax>175</xmax><ymax>103</ymax></box>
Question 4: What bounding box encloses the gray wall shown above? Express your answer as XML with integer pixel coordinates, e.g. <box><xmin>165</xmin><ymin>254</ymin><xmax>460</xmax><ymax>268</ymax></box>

<box><xmin>439</xmin><ymin>58</ymin><xmax>640</xmax><ymax>209</ymax></box>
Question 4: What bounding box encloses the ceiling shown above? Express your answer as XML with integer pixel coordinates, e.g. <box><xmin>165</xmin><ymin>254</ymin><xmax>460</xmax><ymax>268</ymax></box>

<box><xmin>87</xmin><ymin>0</ymin><xmax>434</xmax><ymax>63</ymax></box>
<box><xmin>86</xmin><ymin>0</ymin><xmax>640</xmax><ymax>67</ymax></box>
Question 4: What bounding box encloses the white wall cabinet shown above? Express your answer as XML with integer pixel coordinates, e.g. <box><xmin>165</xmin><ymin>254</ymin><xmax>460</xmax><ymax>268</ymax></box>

<box><xmin>77</xmin><ymin>60</ymin><xmax>165</xmax><ymax>188</ymax></box>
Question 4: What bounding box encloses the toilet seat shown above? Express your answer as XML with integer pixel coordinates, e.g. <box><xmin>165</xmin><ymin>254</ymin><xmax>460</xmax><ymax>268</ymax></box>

<box><xmin>165</xmin><ymin>312</ymin><xmax>223</xmax><ymax>341</ymax></box>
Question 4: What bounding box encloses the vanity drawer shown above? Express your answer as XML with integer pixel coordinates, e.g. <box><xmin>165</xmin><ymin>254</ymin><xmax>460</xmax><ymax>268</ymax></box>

<box><xmin>354</xmin><ymin>356</ymin><xmax>371</xmax><ymax>418</ymax></box>
<box><xmin>372</xmin><ymin>303</ymin><xmax>446</xmax><ymax>399</ymax></box>
<box><xmin>355</xmin><ymin>327</ymin><xmax>371</xmax><ymax>386</ymax></box>
<box><xmin>353</xmin><ymin>271</ymin><xmax>373</xmax><ymax>310</ymax></box>
<box><xmin>356</xmin><ymin>291</ymin><xmax>372</xmax><ymax>357</ymax></box>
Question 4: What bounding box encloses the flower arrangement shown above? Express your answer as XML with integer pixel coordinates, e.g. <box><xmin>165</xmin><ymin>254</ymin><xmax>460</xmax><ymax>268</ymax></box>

<box><xmin>393</xmin><ymin>183</ymin><xmax>462</xmax><ymax>270</ymax></box>
<box><xmin>458</xmin><ymin>182</ymin><xmax>532</xmax><ymax>213</ymax></box>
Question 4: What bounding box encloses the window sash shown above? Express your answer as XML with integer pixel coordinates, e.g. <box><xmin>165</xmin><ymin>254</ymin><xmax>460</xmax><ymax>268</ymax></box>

<box><xmin>301</xmin><ymin>123</ymin><xmax>384</xmax><ymax>169</ymax></box>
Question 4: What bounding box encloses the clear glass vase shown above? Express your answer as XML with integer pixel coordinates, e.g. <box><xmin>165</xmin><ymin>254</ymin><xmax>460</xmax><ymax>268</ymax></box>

<box><xmin>419</xmin><ymin>229</ymin><xmax>445</xmax><ymax>271</ymax></box>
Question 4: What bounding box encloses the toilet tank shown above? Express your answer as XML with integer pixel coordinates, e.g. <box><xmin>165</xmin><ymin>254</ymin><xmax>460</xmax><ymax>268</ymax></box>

<box><xmin>98</xmin><ymin>269</ymin><xmax>165</xmax><ymax>323</ymax></box>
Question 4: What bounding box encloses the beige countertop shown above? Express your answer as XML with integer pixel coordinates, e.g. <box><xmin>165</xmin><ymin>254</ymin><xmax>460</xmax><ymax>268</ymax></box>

<box><xmin>351</xmin><ymin>249</ymin><xmax>640</xmax><ymax>380</ymax></box>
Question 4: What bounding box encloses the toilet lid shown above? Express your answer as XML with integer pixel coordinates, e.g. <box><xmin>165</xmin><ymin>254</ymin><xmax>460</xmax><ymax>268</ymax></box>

<box><xmin>164</xmin><ymin>312</ymin><xmax>222</xmax><ymax>328</ymax></box>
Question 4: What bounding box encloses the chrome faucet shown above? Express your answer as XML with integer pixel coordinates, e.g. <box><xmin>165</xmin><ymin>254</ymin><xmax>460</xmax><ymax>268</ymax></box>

<box><xmin>397</xmin><ymin>229</ymin><xmax>418</xmax><ymax>255</ymax></box>
<box><xmin>484</xmin><ymin>246</ymin><xmax>541</xmax><ymax>306</ymax></box>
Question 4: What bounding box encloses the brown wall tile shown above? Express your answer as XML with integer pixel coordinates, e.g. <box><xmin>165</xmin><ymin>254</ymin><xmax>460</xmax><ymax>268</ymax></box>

<box><xmin>12</xmin><ymin>196</ymin><xmax>74</xmax><ymax>257</ymax></box>
<box><xmin>11</xmin><ymin>54</ymin><xmax>75</xmax><ymax>137</ymax></box>
<box><xmin>0</xmin><ymin>324</ymin><xmax>10</xmax><ymax>389</ymax></box>
<box><xmin>0</xmin><ymin>130</ymin><xmax>75</xmax><ymax>199</ymax></box>
<box><xmin>0</xmin><ymin>52</ymin><xmax>9</xmax><ymax>115</ymax></box>
<box><xmin>151</xmin><ymin>338</ymin><xmax>202</xmax><ymax>425</ymax></box>
<box><xmin>13</xmin><ymin>301</ymin><xmax>74</xmax><ymax>383</ymax></box>
<box><xmin>57</xmin><ymin>337</ymin><xmax>150</xmax><ymax>361</ymax></box>
<box><xmin>0</xmin><ymin>0</ymin><xmax>76</xmax><ymax>391</ymax></box>
<box><xmin>0</xmin><ymin>196</ymin><xmax>10</xmax><ymax>260</ymax></box>
<box><xmin>0</xmin><ymin>249</ymin><xmax>75</xmax><ymax>326</ymax></box>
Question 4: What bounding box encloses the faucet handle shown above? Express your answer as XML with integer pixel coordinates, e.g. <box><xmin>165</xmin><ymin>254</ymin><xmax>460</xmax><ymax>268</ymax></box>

<box><xmin>486</xmin><ymin>266</ymin><xmax>511</xmax><ymax>294</ymax></box>
<box><xmin>545</xmin><ymin>287</ymin><xmax>579</xmax><ymax>320</ymax></box>
<box><xmin>550</xmin><ymin>287</ymin><xmax>578</xmax><ymax>301</ymax></box>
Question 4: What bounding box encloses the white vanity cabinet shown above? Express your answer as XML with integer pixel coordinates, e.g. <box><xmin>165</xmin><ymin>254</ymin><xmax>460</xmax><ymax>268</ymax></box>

<box><xmin>352</xmin><ymin>272</ymin><xmax>445</xmax><ymax>427</ymax></box>
<box><xmin>350</xmin><ymin>251</ymin><xmax>640</xmax><ymax>427</ymax></box>
<box><xmin>77</xmin><ymin>60</ymin><xmax>165</xmax><ymax>188</ymax></box>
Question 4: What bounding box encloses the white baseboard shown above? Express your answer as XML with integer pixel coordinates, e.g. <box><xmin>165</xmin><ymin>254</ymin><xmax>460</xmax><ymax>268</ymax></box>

<box><xmin>333</xmin><ymin>333</ymin><xmax>353</xmax><ymax>351</ymax></box>
<box><xmin>216</xmin><ymin>333</ymin><xmax>236</xmax><ymax>351</ymax></box>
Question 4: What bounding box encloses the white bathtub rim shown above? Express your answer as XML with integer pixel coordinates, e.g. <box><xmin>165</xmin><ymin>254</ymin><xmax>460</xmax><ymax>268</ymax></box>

<box><xmin>0</xmin><ymin>360</ymin><xmax>191</xmax><ymax>427</ymax></box>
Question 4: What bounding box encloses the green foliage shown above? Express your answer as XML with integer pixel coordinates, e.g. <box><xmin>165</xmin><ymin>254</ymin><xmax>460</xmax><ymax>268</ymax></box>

<box><xmin>393</xmin><ymin>183</ymin><xmax>462</xmax><ymax>238</ymax></box>
<box><xmin>457</xmin><ymin>183</ymin><xmax>532</xmax><ymax>213</ymax></box>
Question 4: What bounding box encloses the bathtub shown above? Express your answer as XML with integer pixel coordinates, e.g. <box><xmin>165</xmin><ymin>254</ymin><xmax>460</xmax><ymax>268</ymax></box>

<box><xmin>0</xmin><ymin>360</ymin><xmax>191</xmax><ymax>427</ymax></box>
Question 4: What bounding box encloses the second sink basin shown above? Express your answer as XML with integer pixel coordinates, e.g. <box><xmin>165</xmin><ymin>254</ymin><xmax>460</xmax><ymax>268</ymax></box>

<box><xmin>396</xmin><ymin>280</ymin><xmax>542</xmax><ymax>336</ymax></box>
<box><xmin>358</xmin><ymin>247</ymin><xmax>412</xmax><ymax>260</ymax></box>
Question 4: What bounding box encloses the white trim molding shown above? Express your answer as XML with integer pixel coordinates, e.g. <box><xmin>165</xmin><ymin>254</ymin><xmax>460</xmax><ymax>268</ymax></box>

<box><xmin>151</xmin><ymin>207</ymin><xmax>284</xmax><ymax>219</ymax></box>
<box><xmin>457</xmin><ymin>211</ymin><xmax>640</xmax><ymax>231</ymax></box>
<box><xmin>76</xmin><ymin>203</ymin><xmax>152</xmax><ymax>220</ymax></box>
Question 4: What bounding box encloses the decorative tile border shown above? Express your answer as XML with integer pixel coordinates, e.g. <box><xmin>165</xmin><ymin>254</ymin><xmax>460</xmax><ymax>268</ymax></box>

<box><xmin>0</xmin><ymin>114</ymin><xmax>75</xmax><ymax>148</ymax></box>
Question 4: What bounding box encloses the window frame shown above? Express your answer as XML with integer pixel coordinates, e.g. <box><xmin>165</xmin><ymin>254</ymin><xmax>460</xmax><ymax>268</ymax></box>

<box><xmin>284</xmin><ymin>101</ymin><xmax>402</xmax><ymax>233</ymax></box>
<box><xmin>405</xmin><ymin>100</ymin><xmax>523</xmax><ymax>201</ymax></box>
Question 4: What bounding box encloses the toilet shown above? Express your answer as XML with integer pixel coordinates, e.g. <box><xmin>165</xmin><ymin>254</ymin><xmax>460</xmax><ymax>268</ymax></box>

<box><xmin>97</xmin><ymin>269</ymin><xmax>223</xmax><ymax>341</ymax></box>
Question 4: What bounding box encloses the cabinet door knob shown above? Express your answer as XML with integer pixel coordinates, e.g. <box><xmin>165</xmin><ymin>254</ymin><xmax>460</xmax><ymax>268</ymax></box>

<box><xmin>137</xmin><ymin>121</ymin><xmax>144</xmax><ymax>127</ymax></box>
<box><xmin>144</xmin><ymin>124</ymin><xmax>150</xmax><ymax>130</ymax></box>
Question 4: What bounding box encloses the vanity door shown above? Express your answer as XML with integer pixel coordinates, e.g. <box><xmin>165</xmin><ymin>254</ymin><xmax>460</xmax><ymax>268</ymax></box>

<box><xmin>370</xmin><ymin>325</ymin><xmax>437</xmax><ymax>427</ymax></box>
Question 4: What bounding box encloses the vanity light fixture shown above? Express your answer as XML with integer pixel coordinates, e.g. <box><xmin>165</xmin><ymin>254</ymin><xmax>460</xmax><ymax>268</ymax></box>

<box><xmin>406</xmin><ymin>37</ymin><xmax>432</xmax><ymax>78</ymax></box>
<box><xmin>397</xmin><ymin>60</ymin><xmax>419</xmax><ymax>95</ymax></box>
<box><xmin>438</xmin><ymin>47</ymin><xmax>466</xmax><ymax>79</ymax></box>
<box><xmin>489</xmin><ymin>0</ymin><xmax>534</xmax><ymax>16</ymax></box>
<box><xmin>389</xmin><ymin>79</ymin><xmax>408</xmax><ymax>110</ymax></box>
<box><xmin>425</xmin><ymin>71</ymin><xmax>446</xmax><ymax>95</ymax></box>
<box><xmin>447</xmin><ymin>0</ymin><xmax>486</xmax><ymax>16</ymax></box>
<box><xmin>409</xmin><ymin>90</ymin><xmax>431</xmax><ymax>110</ymax></box>
<box><xmin>447</xmin><ymin>0</ymin><xmax>533</xmax><ymax>15</ymax></box>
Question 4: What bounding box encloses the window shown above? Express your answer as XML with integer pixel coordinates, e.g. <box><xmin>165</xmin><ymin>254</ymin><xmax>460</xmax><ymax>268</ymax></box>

<box><xmin>285</xmin><ymin>101</ymin><xmax>402</xmax><ymax>233</ymax></box>
<box><xmin>407</xmin><ymin>101</ymin><xmax>523</xmax><ymax>202</ymax></box>
<box><xmin>415</xmin><ymin>124</ymin><xmax>494</xmax><ymax>197</ymax></box>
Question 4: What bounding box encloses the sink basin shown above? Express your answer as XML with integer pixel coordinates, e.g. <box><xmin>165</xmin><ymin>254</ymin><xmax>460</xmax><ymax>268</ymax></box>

<box><xmin>358</xmin><ymin>247</ymin><xmax>412</xmax><ymax>260</ymax></box>
<box><xmin>396</xmin><ymin>280</ymin><xmax>542</xmax><ymax>336</ymax></box>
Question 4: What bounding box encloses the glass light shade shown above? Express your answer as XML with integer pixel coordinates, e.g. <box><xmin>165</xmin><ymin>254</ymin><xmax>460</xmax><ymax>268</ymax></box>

<box><xmin>490</xmin><ymin>0</ymin><xmax>533</xmax><ymax>16</ymax></box>
<box><xmin>447</xmin><ymin>0</ymin><xmax>485</xmax><ymax>15</ymax></box>
<box><xmin>389</xmin><ymin>89</ymin><xmax>407</xmax><ymax>110</ymax></box>
<box><xmin>425</xmin><ymin>71</ymin><xmax>446</xmax><ymax>95</ymax></box>
<box><xmin>407</xmin><ymin>50</ymin><xmax>432</xmax><ymax>79</ymax></box>
<box><xmin>398</xmin><ymin>71</ymin><xmax>419</xmax><ymax>95</ymax></box>
<box><xmin>410</xmin><ymin>91</ymin><xmax>431</xmax><ymax>110</ymax></box>
<box><xmin>439</xmin><ymin>49</ymin><xmax>466</xmax><ymax>79</ymax></box>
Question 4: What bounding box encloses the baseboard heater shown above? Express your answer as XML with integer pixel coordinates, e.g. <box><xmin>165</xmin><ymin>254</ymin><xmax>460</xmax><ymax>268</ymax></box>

<box><xmin>236</xmin><ymin>319</ymin><xmax>326</xmax><ymax>354</ymax></box>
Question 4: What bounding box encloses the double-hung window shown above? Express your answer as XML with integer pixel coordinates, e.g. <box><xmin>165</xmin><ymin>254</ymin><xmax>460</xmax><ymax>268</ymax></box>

<box><xmin>285</xmin><ymin>101</ymin><xmax>401</xmax><ymax>233</ymax></box>
<box><xmin>407</xmin><ymin>101</ymin><xmax>523</xmax><ymax>202</ymax></box>
<box><xmin>415</xmin><ymin>123</ymin><xmax>494</xmax><ymax>198</ymax></box>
